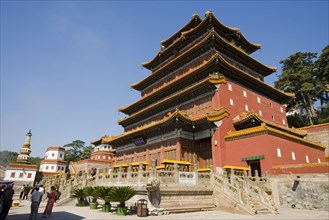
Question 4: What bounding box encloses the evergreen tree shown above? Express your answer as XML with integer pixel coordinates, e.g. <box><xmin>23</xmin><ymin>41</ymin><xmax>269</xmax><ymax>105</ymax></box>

<box><xmin>63</xmin><ymin>140</ymin><xmax>86</xmax><ymax>162</ymax></box>
<box><xmin>274</xmin><ymin>52</ymin><xmax>318</xmax><ymax>125</ymax></box>
<box><xmin>80</xmin><ymin>145</ymin><xmax>94</xmax><ymax>160</ymax></box>
<box><xmin>314</xmin><ymin>45</ymin><xmax>329</xmax><ymax>111</ymax></box>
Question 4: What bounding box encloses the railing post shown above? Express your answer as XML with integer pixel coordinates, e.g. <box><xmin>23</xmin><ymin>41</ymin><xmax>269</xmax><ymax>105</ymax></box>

<box><xmin>118</xmin><ymin>166</ymin><xmax>122</xmax><ymax>184</ymax></box>
<box><xmin>210</xmin><ymin>165</ymin><xmax>214</xmax><ymax>186</ymax></box>
<box><xmin>254</xmin><ymin>170</ymin><xmax>260</xmax><ymax>186</ymax></box>
<box><xmin>73</xmin><ymin>173</ymin><xmax>77</xmax><ymax>186</ymax></box>
<box><xmin>243</xmin><ymin>170</ymin><xmax>248</xmax><ymax>189</ymax></box>
<box><xmin>128</xmin><ymin>163</ymin><xmax>132</xmax><ymax>183</ymax></box>
<box><xmin>230</xmin><ymin>168</ymin><xmax>234</xmax><ymax>185</ymax></box>
<box><xmin>174</xmin><ymin>162</ymin><xmax>179</xmax><ymax>185</ymax></box>
<box><xmin>95</xmin><ymin>168</ymin><xmax>100</xmax><ymax>185</ymax></box>
<box><xmin>151</xmin><ymin>159</ymin><xmax>157</xmax><ymax>179</ymax></box>
<box><xmin>194</xmin><ymin>163</ymin><xmax>198</xmax><ymax>185</ymax></box>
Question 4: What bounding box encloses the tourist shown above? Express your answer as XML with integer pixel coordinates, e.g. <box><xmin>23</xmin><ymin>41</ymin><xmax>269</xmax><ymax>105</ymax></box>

<box><xmin>23</xmin><ymin>184</ymin><xmax>31</xmax><ymax>200</ymax></box>
<box><xmin>19</xmin><ymin>184</ymin><xmax>25</xmax><ymax>199</ymax></box>
<box><xmin>54</xmin><ymin>188</ymin><xmax>61</xmax><ymax>203</ymax></box>
<box><xmin>0</xmin><ymin>184</ymin><xmax>6</xmax><ymax>215</ymax></box>
<box><xmin>42</xmin><ymin>186</ymin><xmax>56</xmax><ymax>218</ymax></box>
<box><xmin>29</xmin><ymin>186</ymin><xmax>43</xmax><ymax>220</ymax></box>
<box><xmin>39</xmin><ymin>184</ymin><xmax>45</xmax><ymax>205</ymax></box>
<box><xmin>0</xmin><ymin>183</ymin><xmax>15</xmax><ymax>220</ymax></box>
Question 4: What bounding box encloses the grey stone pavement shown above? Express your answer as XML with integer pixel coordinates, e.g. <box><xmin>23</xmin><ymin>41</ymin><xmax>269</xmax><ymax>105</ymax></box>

<box><xmin>6</xmin><ymin>199</ymin><xmax>329</xmax><ymax>220</ymax></box>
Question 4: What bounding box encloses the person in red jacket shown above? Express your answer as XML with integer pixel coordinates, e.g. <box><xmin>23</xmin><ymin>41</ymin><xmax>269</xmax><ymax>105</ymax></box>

<box><xmin>42</xmin><ymin>186</ymin><xmax>56</xmax><ymax>218</ymax></box>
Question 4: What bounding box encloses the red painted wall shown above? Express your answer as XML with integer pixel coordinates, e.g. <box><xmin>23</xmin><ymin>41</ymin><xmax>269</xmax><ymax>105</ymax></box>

<box><xmin>224</xmin><ymin>133</ymin><xmax>326</xmax><ymax>174</ymax></box>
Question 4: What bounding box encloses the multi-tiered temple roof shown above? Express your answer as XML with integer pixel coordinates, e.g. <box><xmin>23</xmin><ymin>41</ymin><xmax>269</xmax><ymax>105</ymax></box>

<box><xmin>104</xmin><ymin>11</ymin><xmax>294</xmax><ymax>144</ymax></box>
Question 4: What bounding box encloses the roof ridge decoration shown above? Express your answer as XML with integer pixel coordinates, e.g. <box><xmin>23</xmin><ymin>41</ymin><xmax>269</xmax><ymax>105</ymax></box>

<box><xmin>209</xmin><ymin>72</ymin><xmax>227</xmax><ymax>84</ymax></box>
<box><xmin>233</xmin><ymin>111</ymin><xmax>307</xmax><ymax>137</ymax></box>
<box><xmin>142</xmin><ymin>11</ymin><xmax>261</xmax><ymax>70</ymax></box>
<box><xmin>103</xmin><ymin>107</ymin><xmax>229</xmax><ymax>144</ymax></box>
<box><xmin>91</xmin><ymin>134</ymin><xmax>110</xmax><ymax>145</ymax></box>
<box><xmin>207</xmin><ymin>107</ymin><xmax>230</xmax><ymax>121</ymax></box>
<box><xmin>160</xmin><ymin>13</ymin><xmax>202</xmax><ymax>48</ymax></box>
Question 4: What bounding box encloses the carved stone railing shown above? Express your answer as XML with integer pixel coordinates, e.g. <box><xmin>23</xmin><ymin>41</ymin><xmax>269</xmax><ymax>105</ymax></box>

<box><xmin>40</xmin><ymin>162</ymin><xmax>275</xmax><ymax>215</ymax></box>
<box><xmin>212</xmin><ymin>170</ymin><xmax>277</xmax><ymax>215</ymax></box>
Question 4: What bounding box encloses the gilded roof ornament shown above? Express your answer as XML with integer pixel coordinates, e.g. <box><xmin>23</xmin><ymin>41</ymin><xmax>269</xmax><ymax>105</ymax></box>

<box><xmin>205</xmin><ymin>10</ymin><xmax>213</xmax><ymax>18</ymax></box>
<box><xmin>209</xmin><ymin>72</ymin><xmax>227</xmax><ymax>84</ymax></box>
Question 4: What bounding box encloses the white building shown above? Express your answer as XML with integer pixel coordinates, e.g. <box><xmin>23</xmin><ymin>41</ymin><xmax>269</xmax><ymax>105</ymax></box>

<box><xmin>39</xmin><ymin>146</ymin><xmax>67</xmax><ymax>174</ymax></box>
<box><xmin>4</xmin><ymin>130</ymin><xmax>38</xmax><ymax>185</ymax></box>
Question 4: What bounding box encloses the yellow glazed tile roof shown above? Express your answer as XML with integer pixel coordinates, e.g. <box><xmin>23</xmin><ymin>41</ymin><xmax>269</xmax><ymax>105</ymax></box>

<box><xmin>119</xmin><ymin>75</ymin><xmax>220</xmax><ymax>124</ymax></box>
<box><xmin>222</xmin><ymin>165</ymin><xmax>251</xmax><ymax>171</ymax></box>
<box><xmin>103</xmin><ymin>107</ymin><xmax>229</xmax><ymax>144</ymax></box>
<box><xmin>135</xmin><ymin>29</ymin><xmax>275</xmax><ymax>91</ymax></box>
<box><xmin>161</xmin><ymin>159</ymin><xmax>192</xmax><ymax>165</ymax></box>
<box><xmin>233</xmin><ymin>112</ymin><xmax>307</xmax><ymax>136</ymax></box>
<box><xmin>129</xmin><ymin>161</ymin><xmax>150</xmax><ymax>166</ymax></box>
<box><xmin>124</xmin><ymin>48</ymin><xmax>291</xmax><ymax>119</ymax></box>
<box><xmin>143</xmin><ymin>11</ymin><xmax>259</xmax><ymax>68</ymax></box>
<box><xmin>225</xmin><ymin>123</ymin><xmax>325</xmax><ymax>150</ymax></box>
<box><xmin>122</xmin><ymin>52</ymin><xmax>220</xmax><ymax>112</ymax></box>
<box><xmin>160</xmin><ymin>13</ymin><xmax>202</xmax><ymax>48</ymax></box>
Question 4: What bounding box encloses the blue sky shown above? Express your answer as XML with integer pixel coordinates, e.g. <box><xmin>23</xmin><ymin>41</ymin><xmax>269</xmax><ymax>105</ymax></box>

<box><xmin>1</xmin><ymin>1</ymin><xmax>328</xmax><ymax>158</ymax></box>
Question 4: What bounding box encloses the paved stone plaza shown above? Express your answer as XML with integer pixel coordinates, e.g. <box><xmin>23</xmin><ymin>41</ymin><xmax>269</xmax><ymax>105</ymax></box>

<box><xmin>6</xmin><ymin>199</ymin><xmax>329</xmax><ymax>220</ymax></box>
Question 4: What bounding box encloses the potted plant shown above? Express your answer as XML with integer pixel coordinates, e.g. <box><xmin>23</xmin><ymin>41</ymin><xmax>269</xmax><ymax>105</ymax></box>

<box><xmin>110</xmin><ymin>186</ymin><xmax>137</xmax><ymax>216</ymax></box>
<box><xmin>97</xmin><ymin>186</ymin><xmax>114</xmax><ymax>212</ymax></box>
<box><xmin>83</xmin><ymin>186</ymin><xmax>100</xmax><ymax>209</ymax></box>
<box><xmin>70</xmin><ymin>187</ymin><xmax>88</xmax><ymax>206</ymax></box>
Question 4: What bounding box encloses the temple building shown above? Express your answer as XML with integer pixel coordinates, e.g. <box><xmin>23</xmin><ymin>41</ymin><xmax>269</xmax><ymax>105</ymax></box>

<box><xmin>94</xmin><ymin>11</ymin><xmax>326</xmax><ymax>175</ymax></box>
<box><xmin>3</xmin><ymin>130</ymin><xmax>38</xmax><ymax>184</ymax></box>
<box><xmin>39</xmin><ymin>146</ymin><xmax>67</xmax><ymax>175</ymax></box>
<box><xmin>90</xmin><ymin>139</ymin><xmax>116</xmax><ymax>161</ymax></box>
<box><xmin>68</xmin><ymin>138</ymin><xmax>115</xmax><ymax>174</ymax></box>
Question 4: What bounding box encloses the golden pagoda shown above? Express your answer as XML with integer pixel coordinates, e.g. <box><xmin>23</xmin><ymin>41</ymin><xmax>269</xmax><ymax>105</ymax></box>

<box><xmin>16</xmin><ymin>130</ymin><xmax>32</xmax><ymax>164</ymax></box>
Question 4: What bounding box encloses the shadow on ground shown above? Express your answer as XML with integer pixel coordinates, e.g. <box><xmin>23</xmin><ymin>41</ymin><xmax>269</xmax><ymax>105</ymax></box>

<box><xmin>7</xmin><ymin>211</ymin><xmax>85</xmax><ymax>220</ymax></box>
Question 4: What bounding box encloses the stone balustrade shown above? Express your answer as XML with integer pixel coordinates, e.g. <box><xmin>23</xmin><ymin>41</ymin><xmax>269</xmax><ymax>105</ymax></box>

<box><xmin>40</xmin><ymin>162</ymin><xmax>276</xmax><ymax>215</ymax></box>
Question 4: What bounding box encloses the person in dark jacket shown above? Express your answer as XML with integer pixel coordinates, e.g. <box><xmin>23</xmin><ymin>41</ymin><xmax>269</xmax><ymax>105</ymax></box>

<box><xmin>0</xmin><ymin>183</ymin><xmax>15</xmax><ymax>220</ymax></box>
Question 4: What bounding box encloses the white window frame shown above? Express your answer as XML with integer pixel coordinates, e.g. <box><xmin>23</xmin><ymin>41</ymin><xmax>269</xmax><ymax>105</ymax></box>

<box><xmin>243</xmin><ymin>90</ymin><xmax>247</xmax><ymax>97</ymax></box>
<box><xmin>292</xmin><ymin>151</ymin><xmax>296</xmax><ymax>160</ymax></box>
<box><xmin>230</xmin><ymin>98</ymin><xmax>234</xmax><ymax>106</ymax></box>
<box><xmin>245</xmin><ymin>104</ymin><xmax>249</xmax><ymax>111</ymax></box>
<box><xmin>277</xmin><ymin>148</ymin><xmax>281</xmax><ymax>157</ymax></box>
<box><xmin>228</xmin><ymin>84</ymin><xmax>232</xmax><ymax>91</ymax></box>
<box><xmin>306</xmin><ymin>155</ymin><xmax>309</xmax><ymax>163</ymax></box>
<box><xmin>257</xmin><ymin>97</ymin><xmax>261</xmax><ymax>103</ymax></box>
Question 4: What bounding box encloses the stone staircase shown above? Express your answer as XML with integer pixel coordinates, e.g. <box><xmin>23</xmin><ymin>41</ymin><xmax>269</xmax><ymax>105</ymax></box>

<box><xmin>250</xmin><ymin>200</ymin><xmax>273</xmax><ymax>215</ymax></box>
<box><xmin>213</xmin><ymin>173</ymin><xmax>278</xmax><ymax>215</ymax></box>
